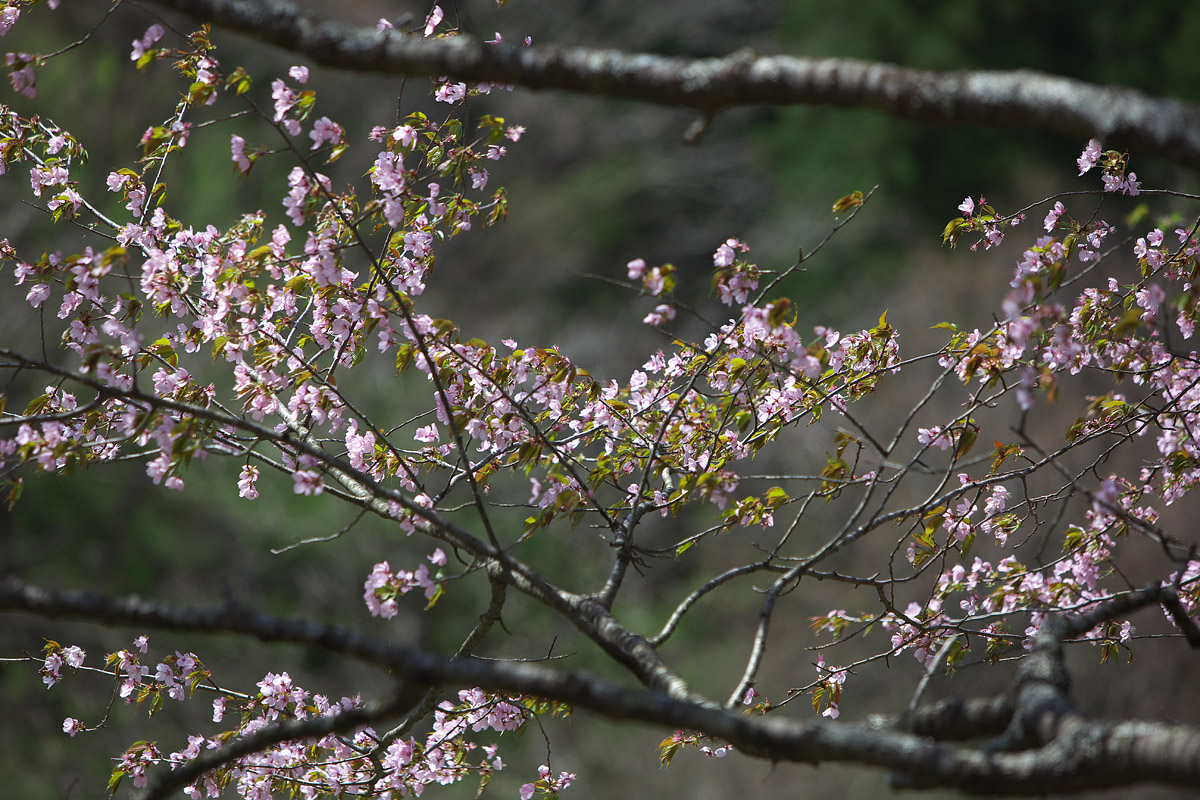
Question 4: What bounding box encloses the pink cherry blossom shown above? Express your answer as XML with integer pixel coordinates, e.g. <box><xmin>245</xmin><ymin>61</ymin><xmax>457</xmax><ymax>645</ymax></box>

<box><xmin>25</xmin><ymin>282</ymin><xmax>48</xmax><ymax>307</ymax></box>
<box><xmin>644</xmin><ymin>266</ymin><xmax>665</xmax><ymax>295</ymax></box>
<box><xmin>1043</xmin><ymin>200</ymin><xmax>1065</xmax><ymax>232</ymax></box>
<box><xmin>423</xmin><ymin>5</ymin><xmax>444</xmax><ymax>37</ymax></box>
<box><xmin>0</xmin><ymin>6</ymin><xmax>19</xmax><ymax>36</ymax></box>
<box><xmin>292</xmin><ymin>468</ymin><xmax>323</xmax><ymax>495</ymax></box>
<box><xmin>6</xmin><ymin>52</ymin><xmax>35</xmax><ymax>97</ymax></box>
<box><xmin>237</xmin><ymin>465</ymin><xmax>260</xmax><ymax>499</ymax></box>
<box><xmin>1077</xmin><ymin>138</ymin><xmax>1102</xmax><ymax>174</ymax></box>
<box><xmin>643</xmin><ymin>304</ymin><xmax>675</xmax><ymax>326</ymax></box>
<box><xmin>435</xmin><ymin>81</ymin><xmax>466</xmax><ymax>104</ymax></box>
<box><xmin>130</xmin><ymin>24</ymin><xmax>164</xmax><ymax>61</ymax></box>
<box><xmin>917</xmin><ymin>425</ymin><xmax>954</xmax><ymax>450</ymax></box>
<box><xmin>309</xmin><ymin>116</ymin><xmax>342</xmax><ymax>150</ymax></box>
<box><xmin>230</xmin><ymin>134</ymin><xmax>250</xmax><ymax>172</ymax></box>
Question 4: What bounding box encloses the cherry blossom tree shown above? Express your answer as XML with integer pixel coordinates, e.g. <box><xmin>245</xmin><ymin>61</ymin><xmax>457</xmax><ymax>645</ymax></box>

<box><xmin>2</xmin><ymin>2</ymin><xmax>1200</xmax><ymax>798</ymax></box>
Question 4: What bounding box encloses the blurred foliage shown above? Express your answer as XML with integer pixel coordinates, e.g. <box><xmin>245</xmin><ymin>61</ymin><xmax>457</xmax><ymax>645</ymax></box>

<box><xmin>767</xmin><ymin>1</ymin><xmax>1200</xmax><ymax>215</ymax></box>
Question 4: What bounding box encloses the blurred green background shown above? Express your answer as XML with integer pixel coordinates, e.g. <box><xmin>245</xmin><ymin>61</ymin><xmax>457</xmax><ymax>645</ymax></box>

<box><xmin>2</xmin><ymin>1</ymin><xmax>1199</xmax><ymax>798</ymax></box>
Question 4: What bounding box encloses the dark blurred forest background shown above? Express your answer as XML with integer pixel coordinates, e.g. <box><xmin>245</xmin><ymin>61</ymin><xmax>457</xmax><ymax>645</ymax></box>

<box><xmin>3</xmin><ymin>1</ymin><xmax>1200</xmax><ymax>798</ymax></box>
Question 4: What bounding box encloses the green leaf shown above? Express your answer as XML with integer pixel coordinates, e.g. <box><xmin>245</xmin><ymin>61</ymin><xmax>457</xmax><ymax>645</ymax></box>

<box><xmin>327</xmin><ymin>143</ymin><xmax>348</xmax><ymax>164</ymax></box>
<box><xmin>658</xmin><ymin>738</ymin><xmax>682</xmax><ymax>767</ymax></box>
<box><xmin>1124</xmin><ymin>203</ymin><xmax>1149</xmax><ymax>230</ymax></box>
<box><xmin>923</xmin><ymin>505</ymin><xmax>947</xmax><ymax>529</ymax></box>
<box><xmin>423</xmin><ymin>583</ymin><xmax>445</xmax><ymax>610</ymax></box>
<box><xmin>187</xmin><ymin>81</ymin><xmax>215</xmax><ymax>106</ymax></box>
<box><xmin>245</xmin><ymin>244</ymin><xmax>273</xmax><ymax>263</ymax></box>
<box><xmin>941</xmin><ymin>216</ymin><xmax>967</xmax><ymax>246</ymax></box>
<box><xmin>832</xmin><ymin>190</ymin><xmax>864</xmax><ymax>216</ymax></box>
<box><xmin>140</xmin><ymin>125</ymin><xmax>172</xmax><ymax>157</ymax></box>
<box><xmin>395</xmin><ymin>343</ymin><xmax>414</xmax><ymax>373</ymax></box>
<box><xmin>764</xmin><ymin>486</ymin><xmax>789</xmax><ymax>509</ymax></box>
<box><xmin>150</xmin><ymin>338</ymin><xmax>178</xmax><ymax>368</ymax></box>
<box><xmin>990</xmin><ymin>441</ymin><xmax>1023</xmax><ymax>474</ymax></box>
<box><xmin>954</xmin><ymin>425</ymin><xmax>978</xmax><ymax>460</ymax></box>
<box><xmin>3</xmin><ymin>479</ymin><xmax>23</xmax><ymax>510</ymax></box>
<box><xmin>108</xmin><ymin>767</ymin><xmax>125</xmax><ymax>794</ymax></box>
<box><xmin>24</xmin><ymin>393</ymin><xmax>50</xmax><ymax>416</ymax></box>
<box><xmin>226</xmin><ymin>66</ymin><xmax>252</xmax><ymax>94</ymax></box>
<box><xmin>727</xmin><ymin>357</ymin><xmax>748</xmax><ymax>382</ymax></box>
<box><xmin>960</xmin><ymin>531</ymin><xmax>976</xmax><ymax>558</ymax></box>
<box><xmin>1112</xmin><ymin>308</ymin><xmax>1143</xmax><ymax>338</ymax></box>
<box><xmin>766</xmin><ymin>297</ymin><xmax>793</xmax><ymax>328</ymax></box>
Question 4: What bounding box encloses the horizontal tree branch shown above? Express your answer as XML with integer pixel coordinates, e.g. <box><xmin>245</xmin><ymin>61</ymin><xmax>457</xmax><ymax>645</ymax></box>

<box><xmin>138</xmin><ymin>692</ymin><xmax>416</xmax><ymax>800</ymax></box>
<box><xmin>146</xmin><ymin>0</ymin><xmax>1200</xmax><ymax>166</ymax></box>
<box><xmin>891</xmin><ymin>695</ymin><xmax>1013</xmax><ymax>741</ymax></box>
<box><xmin>5</xmin><ymin>576</ymin><xmax>1199</xmax><ymax>794</ymax></box>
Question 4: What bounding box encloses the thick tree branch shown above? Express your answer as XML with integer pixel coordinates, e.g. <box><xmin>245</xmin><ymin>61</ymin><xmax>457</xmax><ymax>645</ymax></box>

<box><xmin>891</xmin><ymin>695</ymin><xmax>1014</xmax><ymax>741</ymax></box>
<box><xmin>146</xmin><ymin>0</ymin><xmax>1200</xmax><ymax>166</ymax></box>
<box><xmin>5</xmin><ymin>576</ymin><xmax>1200</xmax><ymax>794</ymax></box>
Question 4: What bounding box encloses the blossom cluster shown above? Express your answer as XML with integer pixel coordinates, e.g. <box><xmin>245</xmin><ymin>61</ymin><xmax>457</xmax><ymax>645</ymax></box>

<box><xmin>520</xmin><ymin>764</ymin><xmax>577</xmax><ymax>799</ymax></box>
<box><xmin>0</xmin><ymin>8</ymin><xmax>568</xmax><ymax>796</ymax></box>
<box><xmin>363</xmin><ymin>549</ymin><xmax>447</xmax><ymax>617</ymax></box>
<box><xmin>41</xmin><ymin>633</ymin><xmax>537</xmax><ymax>798</ymax></box>
<box><xmin>5</xmin><ymin>0</ymin><xmax>1200</xmax><ymax>792</ymax></box>
<box><xmin>806</xmin><ymin>140</ymin><xmax>1200</xmax><ymax>696</ymax></box>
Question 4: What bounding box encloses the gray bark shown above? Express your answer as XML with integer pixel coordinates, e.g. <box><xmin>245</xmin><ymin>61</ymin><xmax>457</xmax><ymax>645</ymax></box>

<box><xmin>147</xmin><ymin>0</ymin><xmax>1200</xmax><ymax>166</ymax></box>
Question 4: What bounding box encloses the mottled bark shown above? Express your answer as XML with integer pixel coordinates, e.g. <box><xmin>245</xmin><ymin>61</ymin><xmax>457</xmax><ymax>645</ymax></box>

<box><xmin>5</xmin><ymin>577</ymin><xmax>1199</xmax><ymax>797</ymax></box>
<box><xmin>149</xmin><ymin>0</ymin><xmax>1200</xmax><ymax>166</ymax></box>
